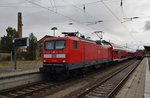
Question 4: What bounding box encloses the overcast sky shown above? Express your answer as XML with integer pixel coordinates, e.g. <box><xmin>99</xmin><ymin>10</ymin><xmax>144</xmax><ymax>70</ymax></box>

<box><xmin>0</xmin><ymin>0</ymin><xmax>150</xmax><ymax>49</ymax></box>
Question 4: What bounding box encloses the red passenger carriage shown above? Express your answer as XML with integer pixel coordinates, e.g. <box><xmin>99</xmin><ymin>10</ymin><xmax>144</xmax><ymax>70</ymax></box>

<box><xmin>136</xmin><ymin>49</ymin><xmax>144</xmax><ymax>59</ymax></box>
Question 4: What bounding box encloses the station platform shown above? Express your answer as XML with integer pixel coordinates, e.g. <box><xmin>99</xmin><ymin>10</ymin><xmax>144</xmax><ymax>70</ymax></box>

<box><xmin>0</xmin><ymin>63</ymin><xmax>41</xmax><ymax>78</ymax></box>
<box><xmin>115</xmin><ymin>58</ymin><xmax>150</xmax><ymax>98</ymax></box>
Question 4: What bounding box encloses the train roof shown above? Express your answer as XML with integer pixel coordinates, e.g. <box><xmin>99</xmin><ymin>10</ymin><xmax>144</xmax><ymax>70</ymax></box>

<box><xmin>112</xmin><ymin>44</ymin><xmax>125</xmax><ymax>50</ymax></box>
<box><xmin>43</xmin><ymin>36</ymin><xmax>112</xmax><ymax>46</ymax></box>
<box><xmin>110</xmin><ymin>43</ymin><xmax>135</xmax><ymax>52</ymax></box>
<box><xmin>41</xmin><ymin>36</ymin><xmax>135</xmax><ymax>52</ymax></box>
<box><xmin>43</xmin><ymin>36</ymin><xmax>79</xmax><ymax>42</ymax></box>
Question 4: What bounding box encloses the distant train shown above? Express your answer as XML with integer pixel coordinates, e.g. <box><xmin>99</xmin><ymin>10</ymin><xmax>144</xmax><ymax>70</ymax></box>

<box><xmin>136</xmin><ymin>49</ymin><xmax>145</xmax><ymax>59</ymax></box>
<box><xmin>40</xmin><ymin>32</ymin><xmax>136</xmax><ymax>79</ymax></box>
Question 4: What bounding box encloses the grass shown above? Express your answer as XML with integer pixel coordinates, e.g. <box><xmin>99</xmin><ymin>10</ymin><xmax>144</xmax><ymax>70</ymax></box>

<box><xmin>0</xmin><ymin>60</ymin><xmax>42</xmax><ymax>67</ymax></box>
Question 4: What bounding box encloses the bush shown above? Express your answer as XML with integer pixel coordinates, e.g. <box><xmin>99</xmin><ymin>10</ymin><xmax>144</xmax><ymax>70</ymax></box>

<box><xmin>12</xmin><ymin>51</ymin><xmax>36</xmax><ymax>60</ymax></box>
<box><xmin>0</xmin><ymin>53</ymin><xmax>11</xmax><ymax>61</ymax></box>
<box><xmin>25</xmin><ymin>51</ymin><xmax>36</xmax><ymax>60</ymax></box>
<box><xmin>17</xmin><ymin>52</ymin><xmax>26</xmax><ymax>60</ymax></box>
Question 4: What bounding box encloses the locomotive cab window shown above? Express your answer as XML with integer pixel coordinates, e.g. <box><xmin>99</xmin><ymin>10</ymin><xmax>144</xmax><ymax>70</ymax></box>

<box><xmin>73</xmin><ymin>41</ymin><xmax>78</xmax><ymax>49</ymax></box>
<box><xmin>55</xmin><ymin>41</ymin><xmax>66</xmax><ymax>49</ymax></box>
<box><xmin>45</xmin><ymin>41</ymin><xmax>54</xmax><ymax>50</ymax></box>
<box><xmin>44</xmin><ymin>40</ymin><xmax>66</xmax><ymax>50</ymax></box>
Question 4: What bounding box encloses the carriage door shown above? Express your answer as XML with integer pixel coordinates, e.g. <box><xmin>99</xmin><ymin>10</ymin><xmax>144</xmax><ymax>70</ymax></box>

<box><xmin>82</xmin><ymin>43</ymin><xmax>86</xmax><ymax>67</ymax></box>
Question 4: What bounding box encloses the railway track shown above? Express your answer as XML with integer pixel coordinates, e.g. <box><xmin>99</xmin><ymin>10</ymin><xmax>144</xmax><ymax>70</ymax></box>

<box><xmin>0</xmin><ymin>74</ymin><xmax>83</xmax><ymax>98</ymax></box>
<box><xmin>75</xmin><ymin>60</ymin><xmax>141</xmax><ymax>98</ymax></box>
<box><xmin>0</xmin><ymin>81</ymin><xmax>56</xmax><ymax>98</ymax></box>
<box><xmin>0</xmin><ymin>59</ymin><xmax>139</xmax><ymax>98</ymax></box>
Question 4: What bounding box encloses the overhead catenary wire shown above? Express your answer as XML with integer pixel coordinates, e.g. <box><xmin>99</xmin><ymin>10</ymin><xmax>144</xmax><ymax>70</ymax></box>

<box><xmin>25</xmin><ymin>0</ymin><xmax>98</xmax><ymax>34</ymax></box>
<box><xmin>53</xmin><ymin>0</ymin><xmax>57</xmax><ymax>12</ymax></box>
<box><xmin>49</xmin><ymin>0</ymin><xmax>54</xmax><ymax>11</ymax></box>
<box><xmin>55</xmin><ymin>0</ymin><xmax>126</xmax><ymax>38</ymax></box>
<box><xmin>26</xmin><ymin>0</ymin><xmax>136</xmax><ymax>42</ymax></box>
<box><xmin>26</xmin><ymin>0</ymin><xmax>86</xmax><ymax>25</ymax></box>
<box><xmin>100</xmin><ymin>0</ymin><xmax>136</xmax><ymax>42</ymax></box>
<box><xmin>100</xmin><ymin>0</ymin><xmax>140</xmax><ymax>49</ymax></box>
<box><xmin>61</xmin><ymin>0</ymin><xmax>112</xmax><ymax>38</ymax></box>
<box><xmin>0</xmin><ymin>0</ymin><xmax>121</xmax><ymax>8</ymax></box>
<box><xmin>0</xmin><ymin>1</ymin><xmax>101</xmax><ymax>8</ymax></box>
<box><xmin>27</xmin><ymin>1</ymin><xmax>131</xmax><ymax>32</ymax></box>
<box><xmin>0</xmin><ymin>5</ymin><xmax>43</xmax><ymax>8</ymax></box>
<box><xmin>62</xmin><ymin>0</ymin><xmax>96</xmax><ymax>21</ymax></box>
<box><xmin>61</xmin><ymin>0</ymin><xmax>111</xmax><ymax>34</ymax></box>
<box><xmin>101</xmin><ymin>1</ymin><xmax>122</xmax><ymax>24</ymax></box>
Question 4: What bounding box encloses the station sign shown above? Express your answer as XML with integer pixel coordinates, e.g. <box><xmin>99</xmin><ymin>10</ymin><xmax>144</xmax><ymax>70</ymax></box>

<box><xmin>12</xmin><ymin>37</ymin><xmax>29</xmax><ymax>70</ymax></box>
<box><xmin>14</xmin><ymin>37</ymin><xmax>29</xmax><ymax>47</ymax></box>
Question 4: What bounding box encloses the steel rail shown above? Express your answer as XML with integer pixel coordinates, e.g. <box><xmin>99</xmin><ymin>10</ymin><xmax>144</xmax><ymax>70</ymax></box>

<box><xmin>75</xmin><ymin>60</ymin><xmax>141</xmax><ymax>98</ymax></box>
<box><xmin>0</xmin><ymin>59</ymin><xmax>138</xmax><ymax>98</ymax></box>
<box><xmin>106</xmin><ymin>61</ymin><xmax>140</xmax><ymax>98</ymax></box>
<box><xmin>0</xmin><ymin>81</ymin><xmax>54</xmax><ymax>98</ymax></box>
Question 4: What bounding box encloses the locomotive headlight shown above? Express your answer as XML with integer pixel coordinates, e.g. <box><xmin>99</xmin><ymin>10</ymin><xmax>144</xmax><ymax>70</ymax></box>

<box><xmin>44</xmin><ymin>54</ymin><xmax>52</xmax><ymax>58</ymax></box>
<box><xmin>56</xmin><ymin>54</ymin><xmax>66</xmax><ymax>58</ymax></box>
<box><xmin>43</xmin><ymin>60</ymin><xmax>46</xmax><ymax>62</ymax></box>
<box><xmin>62</xmin><ymin>60</ymin><xmax>66</xmax><ymax>63</ymax></box>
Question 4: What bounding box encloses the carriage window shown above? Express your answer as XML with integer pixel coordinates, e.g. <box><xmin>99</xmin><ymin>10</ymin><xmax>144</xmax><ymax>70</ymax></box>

<box><xmin>73</xmin><ymin>41</ymin><xmax>78</xmax><ymax>49</ymax></box>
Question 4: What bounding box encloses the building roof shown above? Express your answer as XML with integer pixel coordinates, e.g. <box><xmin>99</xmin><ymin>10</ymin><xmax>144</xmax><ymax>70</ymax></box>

<box><xmin>144</xmin><ymin>46</ymin><xmax>150</xmax><ymax>48</ymax></box>
<box><xmin>38</xmin><ymin>35</ymin><xmax>54</xmax><ymax>43</ymax></box>
<box><xmin>144</xmin><ymin>46</ymin><xmax>150</xmax><ymax>50</ymax></box>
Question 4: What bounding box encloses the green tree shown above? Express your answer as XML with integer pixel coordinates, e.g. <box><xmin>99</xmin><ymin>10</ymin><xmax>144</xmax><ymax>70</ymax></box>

<box><xmin>6</xmin><ymin>27</ymin><xmax>18</xmax><ymax>38</ymax></box>
<box><xmin>25</xmin><ymin>33</ymin><xmax>38</xmax><ymax>60</ymax></box>
<box><xmin>0</xmin><ymin>37</ymin><xmax>2</xmax><ymax>52</ymax></box>
<box><xmin>0</xmin><ymin>27</ymin><xmax>18</xmax><ymax>53</ymax></box>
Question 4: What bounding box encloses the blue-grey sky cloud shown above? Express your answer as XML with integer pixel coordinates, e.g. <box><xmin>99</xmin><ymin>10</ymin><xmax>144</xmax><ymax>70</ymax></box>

<box><xmin>145</xmin><ymin>21</ymin><xmax>150</xmax><ymax>30</ymax></box>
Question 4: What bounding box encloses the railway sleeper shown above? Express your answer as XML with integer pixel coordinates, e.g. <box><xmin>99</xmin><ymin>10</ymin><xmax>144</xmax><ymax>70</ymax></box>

<box><xmin>29</xmin><ymin>87</ymin><xmax>39</xmax><ymax>90</ymax></box>
<box><xmin>95</xmin><ymin>88</ymin><xmax>112</xmax><ymax>92</ymax></box>
<box><xmin>85</xmin><ymin>93</ymin><xmax>105</xmax><ymax>98</ymax></box>
<box><xmin>0</xmin><ymin>95</ymin><xmax>10</xmax><ymax>98</ymax></box>
<box><xmin>15</xmin><ymin>91</ymin><xmax>26</xmax><ymax>94</ymax></box>
<box><xmin>7</xmin><ymin>92</ymin><xmax>19</xmax><ymax>97</ymax></box>
<box><xmin>85</xmin><ymin>95</ymin><xmax>99</xmax><ymax>98</ymax></box>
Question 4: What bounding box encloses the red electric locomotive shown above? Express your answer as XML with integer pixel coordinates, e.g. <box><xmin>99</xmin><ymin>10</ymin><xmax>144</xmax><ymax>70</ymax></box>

<box><xmin>40</xmin><ymin>32</ymin><xmax>135</xmax><ymax>79</ymax></box>
<box><xmin>40</xmin><ymin>32</ymin><xmax>112</xmax><ymax>78</ymax></box>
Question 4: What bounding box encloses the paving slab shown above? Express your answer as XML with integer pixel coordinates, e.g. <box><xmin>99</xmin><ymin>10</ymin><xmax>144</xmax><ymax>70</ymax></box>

<box><xmin>144</xmin><ymin>58</ymin><xmax>150</xmax><ymax>98</ymax></box>
<box><xmin>0</xmin><ymin>63</ymin><xmax>41</xmax><ymax>78</ymax></box>
<box><xmin>115</xmin><ymin>58</ymin><xmax>146</xmax><ymax>98</ymax></box>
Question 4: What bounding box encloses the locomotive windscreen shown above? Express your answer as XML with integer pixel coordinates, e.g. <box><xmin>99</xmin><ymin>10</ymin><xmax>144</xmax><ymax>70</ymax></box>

<box><xmin>44</xmin><ymin>40</ymin><xmax>66</xmax><ymax>50</ymax></box>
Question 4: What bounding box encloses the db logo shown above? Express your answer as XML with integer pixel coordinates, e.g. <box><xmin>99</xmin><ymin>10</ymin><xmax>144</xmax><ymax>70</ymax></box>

<box><xmin>52</xmin><ymin>54</ymin><xmax>56</xmax><ymax>58</ymax></box>
<box><xmin>52</xmin><ymin>51</ymin><xmax>55</xmax><ymax>53</ymax></box>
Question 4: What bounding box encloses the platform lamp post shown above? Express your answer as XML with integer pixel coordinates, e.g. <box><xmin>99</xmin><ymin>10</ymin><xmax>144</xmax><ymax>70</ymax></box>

<box><xmin>12</xmin><ymin>38</ymin><xmax>17</xmax><ymax>70</ymax></box>
<box><xmin>51</xmin><ymin>27</ymin><xmax>58</xmax><ymax>36</ymax></box>
<box><xmin>12</xmin><ymin>33</ymin><xmax>16</xmax><ymax>70</ymax></box>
